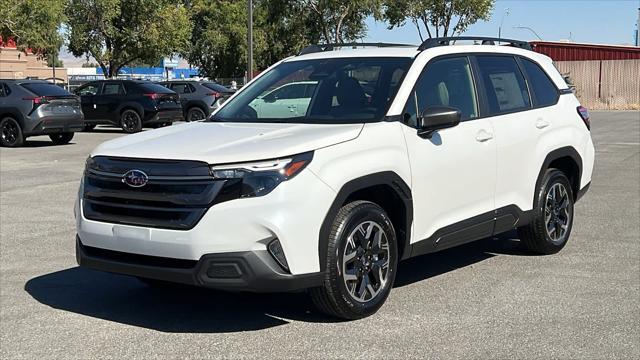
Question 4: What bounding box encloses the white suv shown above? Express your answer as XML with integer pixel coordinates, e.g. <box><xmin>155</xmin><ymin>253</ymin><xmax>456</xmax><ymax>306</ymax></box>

<box><xmin>75</xmin><ymin>37</ymin><xmax>594</xmax><ymax>319</ymax></box>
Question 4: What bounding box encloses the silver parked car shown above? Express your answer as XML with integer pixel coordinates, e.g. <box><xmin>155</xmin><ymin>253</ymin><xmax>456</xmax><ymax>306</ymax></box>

<box><xmin>0</xmin><ymin>79</ymin><xmax>84</xmax><ymax>147</ymax></box>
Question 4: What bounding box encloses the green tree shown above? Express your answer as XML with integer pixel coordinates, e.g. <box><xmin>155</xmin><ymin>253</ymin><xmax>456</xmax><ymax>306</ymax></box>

<box><xmin>46</xmin><ymin>57</ymin><xmax>64</xmax><ymax>68</ymax></box>
<box><xmin>0</xmin><ymin>0</ymin><xmax>64</xmax><ymax>59</ymax></box>
<box><xmin>66</xmin><ymin>0</ymin><xmax>192</xmax><ymax>78</ymax></box>
<box><xmin>381</xmin><ymin>0</ymin><xmax>494</xmax><ymax>41</ymax></box>
<box><xmin>299</xmin><ymin>0</ymin><xmax>381</xmax><ymax>44</ymax></box>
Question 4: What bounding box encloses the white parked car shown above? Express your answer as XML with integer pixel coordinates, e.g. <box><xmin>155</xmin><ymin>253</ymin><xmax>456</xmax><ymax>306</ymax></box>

<box><xmin>75</xmin><ymin>37</ymin><xmax>594</xmax><ymax>319</ymax></box>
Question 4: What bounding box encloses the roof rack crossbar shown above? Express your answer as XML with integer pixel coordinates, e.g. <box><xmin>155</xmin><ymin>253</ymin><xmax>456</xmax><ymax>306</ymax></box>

<box><xmin>299</xmin><ymin>42</ymin><xmax>416</xmax><ymax>56</ymax></box>
<box><xmin>418</xmin><ymin>36</ymin><xmax>531</xmax><ymax>51</ymax></box>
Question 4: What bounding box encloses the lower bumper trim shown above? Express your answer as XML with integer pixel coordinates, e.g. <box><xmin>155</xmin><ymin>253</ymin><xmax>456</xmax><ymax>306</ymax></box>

<box><xmin>76</xmin><ymin>236</ymin><xmax>323</xmax><ymax>292</ymax></box>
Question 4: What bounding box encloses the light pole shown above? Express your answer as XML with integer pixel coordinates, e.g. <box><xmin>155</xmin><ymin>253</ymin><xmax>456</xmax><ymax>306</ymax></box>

<box><xmin>498</xmin><ymin>8</ymin><xmax>510</xmax><ymax>39</ymax></box>
<box><xmin>514</xmin><ymin>26</ymin><xmax>543</xmax><ymax>40</ymax></box>
<box><xmin>247</xmin><ymin>0</ymin><xmax>253</xmax><ymax>82</ymax></box>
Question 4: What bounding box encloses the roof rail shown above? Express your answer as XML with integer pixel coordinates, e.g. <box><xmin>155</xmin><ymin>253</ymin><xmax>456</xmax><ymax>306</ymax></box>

<box><xmin>299</xmin><ymin>42</ymin><xmax>416</xmax><ymax>56</ymax></box>
<box><xmin>418</xmin><ymin>36</ymin><xmax>532</xmax><ymax>51</ymax></box>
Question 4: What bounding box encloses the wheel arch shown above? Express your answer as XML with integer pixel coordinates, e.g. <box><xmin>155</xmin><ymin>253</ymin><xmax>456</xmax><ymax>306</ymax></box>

<box><xmin>118</xmin><ymin>103</ymin><xmax>144</xmax><ymax>119</ymax></box>
<box><xmin>185</xmin><ymin>101</ymin><xmax>209</xmax><ymax>118</ymax></box>
<box><xmin>535</xmin><ymin>146</ymin><xmax>583</xmax><ymax>205</ymax></box>
<box><xmin>0</xmin><ymin>109</ymin><xmax>26</xmax><ymax>128</ymax></box>
<box><xmin>318</xmin><ymin>171</ymin><xmax>413</xmax><ymax>271</ymax></box>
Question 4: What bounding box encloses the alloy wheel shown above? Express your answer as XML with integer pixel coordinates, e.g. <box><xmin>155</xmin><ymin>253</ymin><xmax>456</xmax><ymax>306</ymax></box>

<box><xmin>122</xmin><ymin>111</ymin><xmax>140</xmax><ymax>133</ymax></box>
<box><xmin>342</xmin><ymin>221</ymin><xmax>390</xmax><ymax>302</ymax></box>
<box><xmin>544</xmin><ymin>183</ymin><xmax>571</xmax><ymax>243</ymax></box>
<box><xmin>188</xmin><ymin>108</ymin><xmax>206</xmax><ymax>122</ymax></box>
<box><xmin>1</xmin><ymin>119</ymin><xmax>19</xmax><ymax>145</ymax></box>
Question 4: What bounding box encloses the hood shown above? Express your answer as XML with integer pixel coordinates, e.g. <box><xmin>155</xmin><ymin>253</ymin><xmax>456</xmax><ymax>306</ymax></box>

<box><xmin>91</xmin><ymin>121</ymin><xmax>363</xmax><ymax>164</ymax></box>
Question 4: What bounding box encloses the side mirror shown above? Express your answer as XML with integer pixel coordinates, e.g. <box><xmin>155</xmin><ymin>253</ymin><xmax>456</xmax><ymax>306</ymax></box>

<box><xmin>417</xmin><ymin>106</ymin><xmax>461</xmax><ymax>138</ymax></box>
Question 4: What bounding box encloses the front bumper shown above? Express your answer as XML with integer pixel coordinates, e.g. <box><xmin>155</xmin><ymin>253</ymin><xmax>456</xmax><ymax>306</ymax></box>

<box><xmin>76</xmin><ymin>236</ymin><xmax>323</xmax><ymax>292</ymax></box>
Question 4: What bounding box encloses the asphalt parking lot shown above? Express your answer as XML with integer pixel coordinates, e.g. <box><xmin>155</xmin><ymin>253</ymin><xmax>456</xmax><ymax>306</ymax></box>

<box><xmin>1</xmin><ymin>111</ymin><xmax>638</xmax><ymax>359</ymax></box>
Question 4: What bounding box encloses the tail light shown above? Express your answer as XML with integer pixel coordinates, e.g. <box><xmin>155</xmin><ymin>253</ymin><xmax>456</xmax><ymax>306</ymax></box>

<box><xmin>23</xmin><ymin>96</ymin><xmax>50</xmax><ymax>105</ymax></box>
<box><xmin>577</xmin><ymin>106</ymin><xmax>590</xmax><ymax>130</ymax></box>
<box><xmin>143</xmin><ymin>93</ymin><xmax>159</xmax><ymax>100</ymax></box>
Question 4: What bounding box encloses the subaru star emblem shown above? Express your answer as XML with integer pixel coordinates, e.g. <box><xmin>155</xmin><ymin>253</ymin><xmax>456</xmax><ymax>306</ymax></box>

<box><xmin>122</xmin><ymin>169</ymin><xmax>149</xmax><ymax>188</ymax></box>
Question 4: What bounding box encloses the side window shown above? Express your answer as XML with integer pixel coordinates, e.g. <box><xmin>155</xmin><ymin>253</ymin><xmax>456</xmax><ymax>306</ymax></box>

<box><xmin>273</xmin><ymin>83</ymin><xmax>305</xmax><ymax>100</ymax></box>
<box><xmin>188</xmin><ymin>83</ymin><xmax>197</xmax><ymax>93</ymax></box>
<box><xmin>77</xmin><ymin>83</ymin><xmax>100</xmax><ymax>96</ymax></box>
<box><xmin>0</xmin><ymin>83</ymin><xmax>5</xmax><ymax>97</ymax></box>
<box><xmin>102</xmin><ymin>83</ymin><xmax>124</xmax><ymax>95</ymax></box>
<box><xmin>170</xmin><ymin>83</ymin><xmax>190</xmax><ymax>94</ymax></box>
<box><xmin>520</xmin><ymin>58</ymin><xmax>559</xmax><ymax>107</ymax></box>
<box><xmin>476</xmin><ymin>56</ymin><xmax>531</xmax><ymax>114</ymax></box>
<box><xmin>403</xmin><ymin>56</ymin><xmax>478</xmax><ymax>126</ymax></box>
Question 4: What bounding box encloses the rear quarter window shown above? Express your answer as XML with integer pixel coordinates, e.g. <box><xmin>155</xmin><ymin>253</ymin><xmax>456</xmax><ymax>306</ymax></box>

<box><xmin>520</xmin><ymin>58</ymin><xmax>559</xmax><ymax>107</ymax></box>
<box><xmin>132</xmin><ymin>83</ymin><xmax>174</xmax><ymax>94</ymax></box>
<box><xmin>21</xmin><ymin>83</ymin><xmax>71</xmax><ymax>96</ymax></box>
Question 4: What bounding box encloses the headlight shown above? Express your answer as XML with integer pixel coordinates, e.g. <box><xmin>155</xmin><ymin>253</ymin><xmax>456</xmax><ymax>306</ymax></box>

<box><xmin>210</xmin><ymin>152</ymin><xmax>313</xmax><ymax>197</ymax></box>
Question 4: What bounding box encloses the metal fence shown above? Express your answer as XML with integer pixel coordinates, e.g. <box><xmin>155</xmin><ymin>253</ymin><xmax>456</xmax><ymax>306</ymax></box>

<box><xmin>555</xmin><ymin>59</ymin><xmax>640</xmax><ymax>110</ymax></box>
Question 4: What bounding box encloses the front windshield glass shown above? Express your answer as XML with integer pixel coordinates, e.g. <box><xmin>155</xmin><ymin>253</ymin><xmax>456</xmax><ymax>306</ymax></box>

<box><xmin>212</xmin><ymin>57</ymin><xmax>412</xmax><ymax>123</ymax></box>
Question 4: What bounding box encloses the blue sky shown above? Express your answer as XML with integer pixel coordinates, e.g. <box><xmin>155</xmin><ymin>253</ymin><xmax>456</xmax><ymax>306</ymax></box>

<box><xmin>364</xmin><ymin>0</ymin><xmax>640</xmax><ymax>45</ymax></box>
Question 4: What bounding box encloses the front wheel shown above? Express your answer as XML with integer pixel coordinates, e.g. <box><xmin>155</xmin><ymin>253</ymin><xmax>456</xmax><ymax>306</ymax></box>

<box><xmin>518</xmin><ymin>169</ymin><xmax>574</xmax><ymax>254</ymax></box>
<box><xmin>49</xmin><ymin>132</ymin><xmax>74</xmax><ymax>145</ymax></box>
<box><xmin>309</xmin><ymin>200</ymin><xmax>397</xmax><ymax>319</ymax></box>
<box><xmin>121</xmin><ymin>109</ymin><xmax>142</xmax><ymax>133</ymax></box>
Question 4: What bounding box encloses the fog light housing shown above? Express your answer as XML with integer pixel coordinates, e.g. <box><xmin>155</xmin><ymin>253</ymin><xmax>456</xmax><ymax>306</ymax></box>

<box><xmin>268</xmin><ymin>239</ymin><xmax>289</xmax><ymax>271</ymax></box>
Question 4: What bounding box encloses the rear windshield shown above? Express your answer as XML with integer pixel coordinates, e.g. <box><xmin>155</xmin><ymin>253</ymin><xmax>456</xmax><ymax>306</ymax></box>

<box><xmin>135</xmin><ymin>83</ymin><xmax>174</xmax><ymax>94</ymax></box>
<box><xmin>21</xmin><ymin>83</ymin><xmax>71</xmax><ymax>96</ymax></box>
<box><xmin>203</xmin><ymin>83</ymin><xmax>231</xmax><ymax>93</ymax></box>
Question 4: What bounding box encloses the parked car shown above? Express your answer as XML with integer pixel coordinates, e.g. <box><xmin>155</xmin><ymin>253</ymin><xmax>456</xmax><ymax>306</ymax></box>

<box><xmin>158</xmin><ymin>80</ymin><xmax>235</xmax><ymax>122</ymax></box>
<box><xmin>74</xmin><ymin>80</ymin><xmax>182</xmax><ymax>133</ymax></box>
<box><xmin>75</xmin><ymin>37</ymin><xmax>594</xmax><ymax>320</ymax></box>
<box><xmin>248</xmin><ymin>81</ymin><xmax>317</xmax><ymax>118</ymax></box>
<box><xmin>0</xmin><ymin>79</ymin><xmax>83</xmax><ymax>147</ymax></box>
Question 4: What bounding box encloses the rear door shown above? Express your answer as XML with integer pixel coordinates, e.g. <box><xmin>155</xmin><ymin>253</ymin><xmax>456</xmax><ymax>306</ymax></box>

<box><xmin>95</xmin><ymin>81</ymin><xmax>126</xmax><ymax>121</ymax></box>
<box><xmin>168</xmin><ymin>82</ymin><xmax>192</xmax><ymax>108</ymax></box>
<box><xmin>474</xmin><ymin>55</ymin><xmax>538</xmax><ymax>214</ymax></box>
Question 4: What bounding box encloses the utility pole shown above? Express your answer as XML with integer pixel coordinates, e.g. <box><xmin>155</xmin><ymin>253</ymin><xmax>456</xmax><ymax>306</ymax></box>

<box><xmin>247</xmin><ymin>0</ymin><xmax>253</xmax><ymax>82</ymax></box>
<box><xmin>498</xmin><ymin>8</ymin><xmax>510</xmax><ymax>39</ymax></box>
<box><xmin>51</xmin><ymin>52</ymin><xmax>56</xmax><ymax>86</ymax></box>
<box><xmin>636</xmin><ymin>6</ymin><xmax>639</xmax><ymax>46</ymax></box>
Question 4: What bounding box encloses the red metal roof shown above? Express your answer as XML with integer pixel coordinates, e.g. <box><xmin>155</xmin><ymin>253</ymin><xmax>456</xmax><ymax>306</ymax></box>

<box><xmin>530</xmin><ymin>41</ymin><xmax>640</xmax><ymax>61</ymax></box>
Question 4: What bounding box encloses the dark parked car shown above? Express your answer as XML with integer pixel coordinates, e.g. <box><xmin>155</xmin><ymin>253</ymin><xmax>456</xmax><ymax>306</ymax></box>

<box><xmin>158</xmin><ymin>80</ymin><xmax>234</xmax><ymax>122</ymax></box>
<box><xmin>74</xmin><ymin>80</ymin><xmax>182</xmax><ymax>133</ymax></box>
<box><xmin>0</xmin><ymin>79</ymin><xmax>84</xmax><ymax>147</ymax></box>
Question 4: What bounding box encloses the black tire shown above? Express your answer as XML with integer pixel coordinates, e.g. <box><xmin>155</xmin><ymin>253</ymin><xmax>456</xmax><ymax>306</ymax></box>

<box><xmin>83</xmin><ymin>124</ymin><xmax>96</xmax><ymax>131</ymax></box>
<box><xmin>49</xmin><ymin>132</ymin><xmax>74</xmax><ymax>145</ymax></box>
<box><xmin>0</xmin><ymin>117</ymin><xmax>24</xmax><ymax>147</ymax></box>
<box><xmin>120</xmin><ymin>109</ymin><xmax>143</xmax><ymax>133</ymax></box>
<box><xmin>518</xmin><ymin>169</ymin><xmax>574</xmax><ymax>254</ymax></box>
<box><xmin>309</xmin><ymin>200</ymin><xmax>398</xmax><ymax>320</ymax></box>
<box><xmin>186</xmin><ymin>107</ymin><xmax>206</xmax><ymax>122</ymax></box>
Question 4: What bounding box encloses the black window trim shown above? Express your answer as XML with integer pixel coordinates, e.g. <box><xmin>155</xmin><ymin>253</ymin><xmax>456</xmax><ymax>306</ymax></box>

<box><xmin>398</xmin><ymin>53</ymin><xmax>481</xmax><ymax>129</ymax></box>
<box><xmin>473</xmin><ymin>54</ymin><xmax>533</xmax><ymax>117</ymax></box>
<box><xmin>515</xmin><ymin>55</ymin><xmax>561</xmax><ymax>109</ymax></box>
<box><xmin>0</xmin><ymin>82</ymin><xmax>6</xmax><ymax>97</ymax></box>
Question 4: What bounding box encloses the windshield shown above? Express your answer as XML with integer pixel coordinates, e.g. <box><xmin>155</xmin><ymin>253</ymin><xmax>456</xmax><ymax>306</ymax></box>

<box><xmin>212</xmin><ymin>57</ymin><xmax>412</xmax><ymax>123</ymax></box>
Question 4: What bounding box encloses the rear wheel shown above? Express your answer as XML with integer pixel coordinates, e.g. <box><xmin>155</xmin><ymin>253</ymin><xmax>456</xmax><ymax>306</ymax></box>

<box><xmin>186</xmin><ymin>107</ymin><xmax>206</xmax><ymax>122</ymax></box>
<box><xmin>309</xmin><ymin>200</ymin><xmax>397</xmax><ymax>319</ymax></box>
<box><xmin>49</xmin><ymin>132</ymin><xmax>74</xmax><ymax>145</ymax></box>
<box><xmin>121</xmin><ymin>109</ymin><xmax>142</xmax><ymax>133</ymax></box>
<box><xmin>0</xmin><ymin>117</ymin><xmax>24</xmax><ymax>147</ymax></box>
<box><xmin>518</xmin><ymin>169</ymin><xmax>574</xmax><ymax>254</ymax></box>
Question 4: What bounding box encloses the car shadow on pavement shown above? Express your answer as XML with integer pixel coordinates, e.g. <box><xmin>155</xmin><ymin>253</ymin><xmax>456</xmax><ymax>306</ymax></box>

<box><xmin>24</xmin><ymin>232</ymin><xmax>531</xmax><ymax>333</ymax></box>
<box><xmin>19</xmin><ymin>140</ymin><xmax>75</xmax><ymax>148</ymax></box>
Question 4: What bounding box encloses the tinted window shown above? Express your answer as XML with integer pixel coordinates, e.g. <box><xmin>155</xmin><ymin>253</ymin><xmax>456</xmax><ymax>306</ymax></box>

<box><xmin>170</xmin><ymin>83</ymin><xmax>191</xmax><ymax>94</ymax></box>
<box><xmin>405</xmin><ymin>56</ymin><xmax>478</xmax><ymax>125</ymax></box>
<box><xmin>77</xmin><ymin>83</ymin><xmax>100</xmax><ymax>96</ymax></box>
<box><xmin>21</xmin><ymin>83</ymin><xmax>71</xmax><ymax>96</ymax></box>
<box><xmin>102</xmin><ymin>83</ymin><xmax>124</xmax><ymax>95</ymax></box>
<box><xmin>136</xmin><ymin>83</ymin><xmax>174</xmax><ymax>94</ymax></box>
<box><xmin>520</xmin><ymin>58</ymin><xmax>558</xmax><ymax>107</ymax></box>
<box><xmin>213</xmin><ymin>57</ymin><xmax>412</xmax><ymax>123</ymax></box>
<box><xmin>476</xmin><ymin>56</ymin><xmax>531</xmax><ymax>114</ymax></box>
<box><xmin>203</xmin><ymin>83</ymin><xmax>231</xmax><ymax>93</ymax></box>
<box><xmin>0</xmin><ymin>83</ymin><xmax>5</xmax><ymax>97</ymax></box>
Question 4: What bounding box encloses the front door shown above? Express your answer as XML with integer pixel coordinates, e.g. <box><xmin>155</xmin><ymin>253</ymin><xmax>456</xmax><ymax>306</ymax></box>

<box><xmin>75</xmin><ymin>82</ymin><xmax>102</xmax><ymax>120</ymax></box>
<box><xmin>401</xmin><ymin>56</ymin><xmax>497</xmax><ymax>249</ymax></box>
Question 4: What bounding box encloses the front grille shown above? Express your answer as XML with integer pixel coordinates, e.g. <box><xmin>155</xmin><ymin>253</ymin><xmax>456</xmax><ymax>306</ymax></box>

<box><xmin>83</xmin><ymin>156</ymin><xmax>228</xmax><ymax>230</ymax></box>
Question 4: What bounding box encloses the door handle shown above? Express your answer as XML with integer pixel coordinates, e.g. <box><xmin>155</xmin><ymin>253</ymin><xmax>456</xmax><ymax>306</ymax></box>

<box><xmin>536</xmin><ymin>119</ymin><xmax>550</xmax><ymax>129</ymax></box>
<box><xmin>475</xmin><ymin>129</ymin><xmax>494</xmax><ymax>142</ymax></box>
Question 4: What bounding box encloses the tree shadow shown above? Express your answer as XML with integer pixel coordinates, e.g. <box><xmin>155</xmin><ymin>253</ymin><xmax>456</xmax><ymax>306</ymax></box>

<box><xmin>24</xmin><ymin>234</ymin><xmax>533</xmax><ymax>333</ymax></box>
